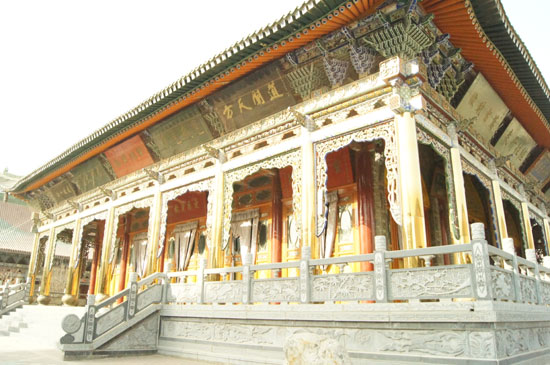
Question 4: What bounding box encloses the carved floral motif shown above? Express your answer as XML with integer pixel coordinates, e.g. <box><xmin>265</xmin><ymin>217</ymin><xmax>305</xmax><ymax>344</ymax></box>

<box><xmin>204</xmin><ymin>281</ymin><xmax>243</xmax><ymax>303</ymax></box>
<box><xmin>390</xmin><ymin>267</ymin><xmax>472</xmax><ymax>299</ymax></box>
<box><xmin>158</xmin><ymin>178</ymin><xmax>213</xmax><ymax>258</ymax></box>
<box><xmin>311</xmin><ymin>273</ymin><xmax>374</xmax><ymax>301</ymax></box>
<box><xmin>95</xmin><ymin>304</ymin><xmax>125</xmax><ymax>336</ymax></box>
<box><xmin>519</xmin><ymin>276</ymin><xmax>538</xmax><ymax>304</ymax></box>
<box><xmin>251</xmin><ymin>278</ymin><xmax>300</xmax><ymax>302</ymax></box>
<box><xmin>490</xmin><ymin>268</ymin><xmax>513</xmax><ymax>300</ymax></box>
<box><xmin>315</xmin><ymin>121</ymin><xmax>400</xmax><ymax>233</ymax></box>
<box><xmin>223</xmin><ymin>150</ymin><xmax>302</xmax><ymax>249</ymax></box>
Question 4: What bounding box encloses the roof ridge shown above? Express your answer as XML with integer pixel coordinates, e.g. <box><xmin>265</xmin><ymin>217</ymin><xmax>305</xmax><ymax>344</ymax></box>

<box><xmin>12</xmin><ymin>0</ymin><xmax>335</xmax><ymax>192</ymax></box>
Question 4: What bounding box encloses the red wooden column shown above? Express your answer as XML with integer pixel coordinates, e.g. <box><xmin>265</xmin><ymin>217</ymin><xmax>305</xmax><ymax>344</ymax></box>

<box><xmin>355</xmin><ymin>146</ymin><xmax>375</xmax><ymax>271</ymax></box>
<box><xmin>117</xmin><ymin>213</ymin><xmax>132</xmax><ymax>300</ymax></box>
<box><xmin>271</xmin><ymin>169</ymin><xmax>283</xmax><ymax>277</ymax></box>
<box><xmin>88</xmin><ymin>220</ymin><xmax>105</xmax><ymax>294</ymax></box>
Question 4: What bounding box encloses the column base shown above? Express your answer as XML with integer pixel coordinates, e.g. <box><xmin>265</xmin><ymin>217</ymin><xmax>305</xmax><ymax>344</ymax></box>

<box><xmin>61</xmin><ymin>294</ymin><xmax>78</xmax><ymax>306</ymax></box>
<box><xmin>37</xmin><ymin>295</ymin><xmax>51</xmax><ymax>305</ymax></box>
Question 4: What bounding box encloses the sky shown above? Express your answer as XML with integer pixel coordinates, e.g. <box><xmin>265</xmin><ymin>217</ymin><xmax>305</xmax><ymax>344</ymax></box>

<box><xmin>0</xmin><ymin>0</ymin><xmax>549</xmax><ymax>178</ymax></box>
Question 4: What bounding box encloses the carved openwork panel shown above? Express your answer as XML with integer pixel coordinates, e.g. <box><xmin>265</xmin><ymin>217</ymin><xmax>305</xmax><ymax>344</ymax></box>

<box><xmin>416</xmin><ymin>126</ymin><xmax>459</xmax><ymax>240</ymax></box>
<box><xmin>136</xmin><ymin>284</ymin><xmax>163</xmax><ymax>311</ymax></box>
<box><xmin>95</xmin><ymin>303</ymin><xmax>125</xmax><ymax>337</ymax></box>
<box><xmin>315</xmin><ymin>121</ymin><xmax>399</xmax><ymax>234</ymax></box>
<box><xmin>166</xmin><ymin>283</ymin><xmax>200</xmax><ymax>303</ymax></box>
<box><xmin>519</xmin><ymin>276</ymin><xmax>537</xmax><ymax>304</ymax></box>
<box><xmin>223</xmin><ymin>149</ymin><xmax>302</xmax><ymax>248</ymax></box>
<box><xmin>204</xmin><ymin>281</ymin><xmax>243</xmax><ymax>303</ymax></box>
<box><xmin>251</xmin><ymin>278</ymin><xmax>300</xmax><ymax>302</ymax></box>
<box><xmin>74</xmin><ymin>211</ymin><xmax>108</xmax><ymax>269</ymax></box>
<box><xmin>49</xmin><ymin>221</ymin><xmax>77</xmax><ymax>272</ymax></box>
<box><xmin>462</xmin><ymin>161</ymin><xmax>491</xmax><ymax>190</ymax></box>
<box><xmin>311</xmin><ymin>272</ymin><xmax>374</xmax><ymax>302</ymax></box>
<box><xmin>389</xmin><ymin>266</ymin><xmax>473</xmax><ymax>300</ymax></box>
<box><xmin>109</xmin><ymin>197</ymin><xmax>154</xmax><ymax>266</ymax></box>
<box><xmin>158</xmin><ymin>178</ymin><xmax>214</xmax><ymax>258</ymax></box>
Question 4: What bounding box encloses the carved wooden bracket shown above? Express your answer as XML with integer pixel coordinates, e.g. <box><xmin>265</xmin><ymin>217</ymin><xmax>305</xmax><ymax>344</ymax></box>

<box><xmin>144</xmin><ymin>168</ymin><xmax>165</xmax><ymax>184</ymax></box>
<box><xmin>99</xmin><ymin>187</ymin><xmax>116</xmax><ymax>201</ymax></box>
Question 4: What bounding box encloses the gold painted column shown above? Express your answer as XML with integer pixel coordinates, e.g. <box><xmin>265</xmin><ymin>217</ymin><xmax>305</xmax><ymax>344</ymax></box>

<box><xmin>395</xmin><ymin>112</ymin><xmax>427</xmax><ymax>267</ymax></box>
<box><xmin>520</xmin><ymin>202</ymin><xmax>535</xmax><ymax>250</ymax></box>
<box><xmin>301</xmin><ymin>125</ymin><xmax>317</xmax><ymax>258</ymax></box>
<box><xmin>145</xmin><ymin>189</ymin><xmax>163</xmax><ymax>276</ymax></box>
<box><xmin>37</xmin><ymin>226</ymin><xmax>56</xmax><ymax>305</ymax></box>
<box><xmin>488</xmin><ymin>161</ymin><xmax>508</xmax><ymax>245</ymax></box>
<box><xmin>27</xmin><ymin>231</ymin><xmax>41</xmax><ymax>300</ymax></box>
<box><xmin>208</xmin><ymin>159</ymin><xmax>225</xmax><ymax>271</ymax></box>
<box><xmin>448</xmin><ymin>123</ymin><xmax>470</xmax><ymax>264</ymax></box>
<box><xmin>62</xmin><ymin>218</ymin><xmax>82</xmax><ymax>306</ymax></box>
<box><xmin>95</xmin><ymin>206</ymin><xmax>116</xmax><ymax>302</ymax></box>
<box><xmin>544</xmin><ymin>219</ymin><xmax>550</xmax><ymax>255</ymax></box>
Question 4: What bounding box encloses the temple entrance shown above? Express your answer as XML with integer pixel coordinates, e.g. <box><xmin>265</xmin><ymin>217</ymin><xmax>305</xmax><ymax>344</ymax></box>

<box><xmin>503</xmin><ymin>200</ymin><xmax>526</xmax><ymax>258</ymax></box>
<box><xmin>77</xmin><ymin>220</ymin><xmax>105</xmax><ymax>302</ymax></box>
<box><xmin>163</xmin><ymin>191</ymin><xmax>208</xmax><ymax>282</ymax></box>
<box><xmin>419</xmin><ymin>144</ymin><xmax>451</xmax><ymax>266</ymax></box>
<box><xmin>319</xmin><ymin>141</ymin><xmax>390</xmax><ymax>272</ymax></box>
<box><xmin>229</xmin><ymin>169</ymin><xmax>284</xmax><ymax>279</ymax></box>
<box><xmin>109</xmin><ymin>207</ymin><xmax>150</xmax><ymax>296</ymax></box>
<box><xmin>463</xmin><ymin>174</ymin><xmax>497</xmax><ymax>246</ymax></box>
<box><xmin>42</xmin><ymin>228</ymin><xmax>72</xmax><ymax>304</ymax></box>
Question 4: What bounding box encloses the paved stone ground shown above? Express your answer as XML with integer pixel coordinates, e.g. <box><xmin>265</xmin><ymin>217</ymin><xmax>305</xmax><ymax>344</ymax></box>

<box><xmin>0</xmin><ymin>305</ymin><xmax>216</xmax><ymax>365</ymax></box>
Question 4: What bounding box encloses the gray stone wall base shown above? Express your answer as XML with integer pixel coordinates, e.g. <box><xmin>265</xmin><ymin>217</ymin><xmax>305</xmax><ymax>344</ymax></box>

<box><xmin>155</xmin><ymin>302</ymin><xmax>550</xmax><ymax>364</ymax></box>
<box><xmin>63</xmin><ymin>312</ymin><xmax>160</xmax><ymax>360</ymax></box>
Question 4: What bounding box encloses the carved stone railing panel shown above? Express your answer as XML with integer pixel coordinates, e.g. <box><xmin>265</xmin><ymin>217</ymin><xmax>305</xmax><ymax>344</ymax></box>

<box><xmin>223</xmin><ymin>149</ymin><xmax>302</xmax><ymax>249</ymax></box>
<box><xmin>166</xmin><ymin>283</ymin><xmax>200</xmax><ymax>303</ymax></box>
<box><xmin>95</xmin><ymin>303</ymin><xmax>126</xmax><ymax>337</ymax></box>
<box><xmin>137</xmin><ymin>284</ymin><xmax>163</xmax><ymax>312</ymax></box>
<box><xmin>315</xmin><ymin>121</ymin><xmax>399</xmax><ymax>234</ymax></box>
<box><xmin>158</xmin><ymin>178</ymin><xmax>214</xmax><ymax>258</ymax></box>
<box><xmin>204</xmin><ymin>281</ymin><xmax>243</xmax><ymax>303</ymax></box>
<box><xmin>251</xmin><ymin>278</ymin><xmax>300</xmax><ymax>303</ymax></box>
<box><xmin>519</xmin><ymin>276</ymin><xmax>538</xmax><ymax>304</ymax></box>
<box><xmin>6</xmin><ymin>289</ymin><xmax>26</xmax><ymax>306</ymax></box>
<box><xmin>108</xmin><ymin>197</ymin><xmax>154</xmax><ymax>267</ymax></box>
<box><xmin>311</xmin><ymin>272</ymin><xmax>374</xmax><ymax>302</ymax></box>
<box><xmin>490</xmin><ymin>267</ymin><xmax>515</xmax><ymax>301</ymax></box>
<box><xmin>389</xmin><ymin>266</ymin><xmax>472</xmax><ymax>300</ymax></box>
<box><xmin>540</xmin><ymin>281</ymin><xmax>550</xmax><ymax>304</ymax></box>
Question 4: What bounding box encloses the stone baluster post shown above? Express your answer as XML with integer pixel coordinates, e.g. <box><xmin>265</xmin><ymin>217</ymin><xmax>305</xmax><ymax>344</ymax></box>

<box><xmin>299</xmin><ymin>246</ymin><xmax>311</xmax><ymax>303</ymax></box>
<box><xmin>374</xmin><ymin>236</ymin><xmax>388</xmax><ymax>303</ymax></box>
<box><xmin>198</xmin><ymin>258</ymin><xmax>206</xmax><ymax>304</ymax></box>
<box><xmin>127</xmin><ymin>272</ymin><xmax>138</xmax><ymax>320</ymax></box>
<box><xmin>84</xmin><ymin>294</ymin><xmax>96</xmax><ymax>344</ymax></box>
<box><xmin>502</xmin><ymin>237</ymin><xmax>522</xmax><ymax>303</ymax></box>
<box><xmin>242</xmin><ymin>251</ymin><xmax>252</xmax><ymax>304</ymax></box>
<box><xmin>470</xmin><ymin>223</ymin><xmax>493</xmax><ymax>300</ymax></box>
<box><xmin>525</xmin><ymin>248</ymin><xmax>542</xmax><ymax>304</ymax></box>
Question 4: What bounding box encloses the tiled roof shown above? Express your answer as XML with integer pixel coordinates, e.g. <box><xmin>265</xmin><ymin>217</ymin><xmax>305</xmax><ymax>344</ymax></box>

<box><xmin>0</xmin><ymin>199</ymin><xmax>34</xmax><ymax>254</ymax></box>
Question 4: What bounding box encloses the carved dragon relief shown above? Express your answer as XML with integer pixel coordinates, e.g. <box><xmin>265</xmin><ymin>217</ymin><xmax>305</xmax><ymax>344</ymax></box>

<box><xmin>223</xmin><ymin>149</ymin><xmax>302</xmax><ymax>250</ymax></box>
<box><xmin>157</xmin><ymin>178</ymin><xmax>214</xmax><ymax>258</ymax></box>
<box><xmin>315</xmin><ymin>121</ymin><xmax>400</xmax><ymax>235</ymax></box>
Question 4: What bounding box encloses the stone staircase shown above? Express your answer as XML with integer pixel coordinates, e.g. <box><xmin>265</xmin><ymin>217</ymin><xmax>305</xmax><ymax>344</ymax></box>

<box><xmin>0</xmin><ymin>304</ymin><xmax>85</xmax><ymax>350</ymax></box>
